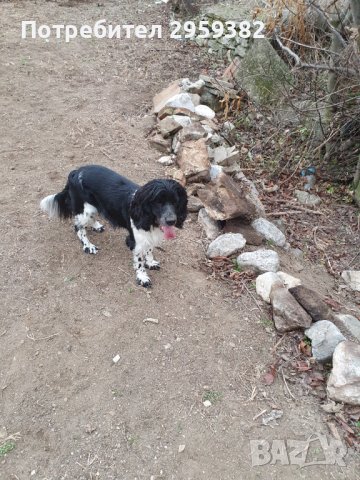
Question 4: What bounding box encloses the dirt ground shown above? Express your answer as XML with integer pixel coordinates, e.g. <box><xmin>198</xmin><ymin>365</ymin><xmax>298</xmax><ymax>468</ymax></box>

<box><xmin>0</xmin><ymin>1</ymin><xmax>359</xmax><ymax>479</ymax></box>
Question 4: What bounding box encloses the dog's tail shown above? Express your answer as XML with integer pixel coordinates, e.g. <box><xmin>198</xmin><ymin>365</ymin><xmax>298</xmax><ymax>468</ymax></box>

<box><xmin>40</xmin><ymin>181</ymin><xmax>72</xmax><ymax>219</ymax></box>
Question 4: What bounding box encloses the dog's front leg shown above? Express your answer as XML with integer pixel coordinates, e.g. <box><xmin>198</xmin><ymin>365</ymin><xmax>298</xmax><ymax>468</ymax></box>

<box><xmin>133</xmin><ymin>248</ymin><xmax>151</xmax><ymax>288</ymax></box>
<box><xmin>145</xmin><ymin>249</ymin><xmax>160</xmax><ymax>270</ymax></box>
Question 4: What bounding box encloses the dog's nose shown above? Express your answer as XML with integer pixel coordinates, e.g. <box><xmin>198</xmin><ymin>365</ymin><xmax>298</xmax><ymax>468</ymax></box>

<box><xmin>165</xmin><ymin>218</ymin><xmax>176</xmax><ymax>226</ymax></box>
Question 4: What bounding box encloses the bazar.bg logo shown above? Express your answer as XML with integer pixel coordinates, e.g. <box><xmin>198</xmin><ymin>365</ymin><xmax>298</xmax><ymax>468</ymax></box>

<box><xmin>250</xmin><ymin>433</ymin><xmax>347</xmax><ymax>468</ymax></box>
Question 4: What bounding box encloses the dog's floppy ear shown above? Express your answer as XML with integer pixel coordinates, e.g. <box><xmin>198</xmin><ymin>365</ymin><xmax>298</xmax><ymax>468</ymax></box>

<box><xmin>171</xmin><ymin>180</ymin><xmax>188</xmax><ymax>229</ymax></box>
<box><xmin>130</xmin><ymin>185</ymin><xmax>155</xmax><ymax>231</ymax></box>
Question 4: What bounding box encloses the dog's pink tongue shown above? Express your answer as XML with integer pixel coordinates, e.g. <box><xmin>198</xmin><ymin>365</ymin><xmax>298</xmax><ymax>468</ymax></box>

<box><xmin>161</xmin><ymin>225</ymin><xmax>176</xmax><ymax>240</ymax></box>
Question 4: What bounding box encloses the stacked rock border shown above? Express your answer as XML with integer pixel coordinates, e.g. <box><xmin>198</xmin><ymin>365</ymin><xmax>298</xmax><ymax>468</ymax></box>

<box><xmin>148</xmin><ymin>76</ymin><xmax>360</xmax><ymax>408</ymax></box>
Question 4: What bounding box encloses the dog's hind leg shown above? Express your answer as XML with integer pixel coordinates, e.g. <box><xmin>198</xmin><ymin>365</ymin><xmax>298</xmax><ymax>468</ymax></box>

<box><xmin>74</xmin><ymin>203</ymin><xmax>99</xmax><ymax>254</ymax></box>
<box><xmin>145</xmin><ymin>249</ymin><xmax>160</xmax><ymax>270</ymax></box>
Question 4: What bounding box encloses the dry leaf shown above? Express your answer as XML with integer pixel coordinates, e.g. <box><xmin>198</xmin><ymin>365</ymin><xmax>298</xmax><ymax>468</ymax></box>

<box><xmin>299</xmin><ymin>340</ymin><xmax>311</xmax><ymax>356</ymax></box>
<box><xmin>327</xmin><ymin>422</ymin><xmax>341</xmax><ymax>440</ymax></box>
<box><xmin>263</xmin><ymin>372</ymin><xmax>275</xmax><ymax>385</ymax></box>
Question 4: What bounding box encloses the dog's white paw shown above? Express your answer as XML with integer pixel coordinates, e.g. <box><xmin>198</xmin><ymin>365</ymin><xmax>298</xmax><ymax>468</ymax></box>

<box><xmin>136</xmin><ymin>271</ymin><xmax>152</xmax><ymax>288</ymax></box>
<box><xmin>92</xmin><ymin>222</ymin><xmax>105</xmax><ymax>233</ymax></box>
<box><xmin>83</xmin><ymin>243</ymin><xmax>98</xmax><ymax>254</ymax></box>
<box><xmin>145</xmin><ymin>260</ymin><xmax>160</xmax><ymax>270</ymax></box>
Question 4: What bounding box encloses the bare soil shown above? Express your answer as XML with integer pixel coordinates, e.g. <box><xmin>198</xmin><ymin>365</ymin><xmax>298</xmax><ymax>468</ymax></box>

<box><xmin>0</xmin><ymin>1</ymin><xmax>359</xmax><ymax>479</ymax></box>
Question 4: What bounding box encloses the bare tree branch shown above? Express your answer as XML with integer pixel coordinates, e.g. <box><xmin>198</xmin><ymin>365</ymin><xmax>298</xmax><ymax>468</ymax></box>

<box><xmin>274</xmin><ymin>33</ymin><xmax>358</xmax><ymax>76</ymax></box>
<box><xmin>278</xmin><ymin>35</ymin><xmax>342</xmax><ymax>56</ymax></box>
<box><xmin>308</xmin><ymin>1</ymin><xmax>348</xmax><ymax>48</ymax></box>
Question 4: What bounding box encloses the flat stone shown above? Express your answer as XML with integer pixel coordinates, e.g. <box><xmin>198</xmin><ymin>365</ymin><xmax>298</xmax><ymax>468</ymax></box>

<box><xmin>276</xmin><ymin>271</ymin><xmax>301</xmax><ymax>289</ymax></box>
<box><xmin>173</xmin><ymin>107</ymin><xmax>198</xmax><ymax>118</ymax></box>
<box><xmin>213</xmin><ymin>145</ymin><xmax>240</xmax><ymax>167</ymax></box>
<box><xmin>295</xmin><ymin>190</ymin><xmax>322</xmax><ymax>206</ymax></box>
<box><xmin>178</xmin><ymin>123</ymin><xmax>207</xmax><ymax>143</ymax></box>
<box><xmin>270</xmin><ymin>285</ymin><xmax>312</xmax><ymax>333</ymax></box>
<box><xmin>200</xmin><ymin>118</ymin><xmax>220</xmax><ymax>131</ymax></box>
<box><xmin>177</xmin><ymin>138</ymin><xmax>211</xmax><ymax>182</ymax></box>
<box><xmin>341</xmin><ymin>270</ymin><xmax>360</xmax><ymax>292</ymax></box>
<box><xmin>305</xmin><ymin>320</ymin><xmax>346</xmax><ymax>363</ymax></box>
<box><xmin>172</xmin><ymin>169</ymin><xmax>186</xmax><ymax>187</ymax></box>
<box><xmin>207</xmin><ymin>233</ymin><xmax>246</xmax><ymax>258</ymax></box>
<box><xmin>336</xmin><ymin>314</ymin><xmax>360</xmax><ymax>341</ymax></box>
<box><xmin>327</xmin><ymin>341</ymin><xmax>360</xmax><ymax>405</ymax></box>
<box><xmin>223</xmin><ymin>219</ymin><xmax>264</xmax><ymax>246</ymax></box>
<box><xmin>223</xmin><ymin>164</ymin><xmax>241</xmax><ymax>176</ymax></box>
<box><xmin>237</xmin><ymin>249</ymin><xmax>280</xmax><ymax>273</ymax></box>
<box><xmin>190</xmin><ymin>93</ymin><xmax>201</xmax><ymax>106</ymax></box>
<box><xmin>252</xmin><ymin>218</ymin><xmax>286</xmax><ymax>247</ymax></box>
<box><xmin>157</xmin><ymin>155</ymin><xmax>174</xmax><ymax>166</ymax></box>
<box><xmin>149</xmin><ymin>133</ymin><xmax>172</xmax><ymax>153</ymax></box>
<box><xmin>181</xmin><ymin>78</ymin><xmax>205</xmax><ymax>95</ymax></box>
<box><xmin>197</xmin><ymin>171</ymin><xmax>265</xmax><ymax>222</ymax></box>
<box><xmin>172</xmin><ymin>115</ymin><xmax>192</xmax><ymax>128</ymax></box>
<box><xmin>153</xmin><ymin>79</ymin><xmax>183</xmax><ymax>114</ymax></box>
<box><xmin>157</xmin><ymin>105</ymin><xmax>176</xmax><ymax>120</ymax></box>
<box><xmin>188</xmin><ymin>196</ymin><xmax>203</xmax><ymax>213</ymax></box>
<box><xmin>198</xmin><ymin>208</ymin><xmax>221</xmax><ymax>240</ymax></box>
<box><xmin>166</xmin><ymin>93</ymin><xmax>195</xmax><ymax>112</ymax></box>
<box><xmin>289</xmin><ymin>285</ymin><xmax>335</xmax><ymax>322</ymax></box>
<box><xmin>256</xmin><ymin>272</ymin><xmax>282</xmax><ymax>303</ymax></box>
<box><xmin>195</xmin><ymin>104</ymin><xmax>216</xmax><ymax>119</ymax></box>
<box><xmin>159</xmin><ymin>116</ymin><xmax>183</xmax><ymax>138</ymax></box>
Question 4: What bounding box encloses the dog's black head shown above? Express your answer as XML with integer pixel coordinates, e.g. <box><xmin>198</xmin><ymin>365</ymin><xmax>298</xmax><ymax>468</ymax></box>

<box><xmin>130</xmin><ymin>179</ymin><xmax>187</xmax><ymax>235</ymax></box>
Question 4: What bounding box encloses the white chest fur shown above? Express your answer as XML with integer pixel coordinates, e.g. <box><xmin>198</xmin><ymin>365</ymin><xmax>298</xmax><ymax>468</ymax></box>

<box><xmin>130</xmin><ymin>219</ymin><xmax>164</xmax><ymax>251</ymax></box>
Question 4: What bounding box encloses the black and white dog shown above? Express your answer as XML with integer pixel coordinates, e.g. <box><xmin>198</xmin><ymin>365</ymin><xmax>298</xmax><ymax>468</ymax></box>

<box><xmin>40</xmin><ymin>165</ymin><xmax>188</xmax><ymax>287</ymax></box>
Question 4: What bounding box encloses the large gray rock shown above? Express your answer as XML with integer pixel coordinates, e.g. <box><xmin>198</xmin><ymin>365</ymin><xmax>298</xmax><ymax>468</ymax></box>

<box><xmin>252</xmin><ymin>218</ymin><xmax>286</xmax><ymax>247</ymax></box>
<box><xmin>270</xmin><ymin>285</ymin><xmax>312</xmax><ymax>332</ymax></box>
<box><xmin>336</xmin><ymin>314</ymin><xmax>360</xmax><ymax>342</ymax></box>
<box><xmin>234</xmin><ymin>38</ymin><xmax>294</xmax><ymax>105</ymax></box>
<box><xmin>327</xmin><ymin>341</ymin><xmax>360</xmax><ymax>405</ymax></box>
<box><xmin>305</xmin><ymin>320</ymin><xmax>346</xmax><ymax>363</ymax></box>
<box><xmin>197</xmin><ymin>171</ymin><xmax>265</xmax><ymax>222</ymax></box>
<box><xmin>237</xmin><ymin>249</ymin><xmax>279</xmax><ymax>273</ymax></box>
<box><xmin>295</xmin><ymin>190</ymin><xmax>321</xmax><ymax>206</ymax></box>
<box><xmin>289</xmin><ymin>285</ymin><xmax>335</xmax><ymax>322</ymax></box>
<box><xmin>207</xmin><ymin>233</ymin><xmax>246</xmax><ymax>259</ymax></box>
<box><xmin>198</xmin><ymin>208</ymin><xmax>220</xmax><ymax>240</ymax></box>
<box><xmin>256</xmin><ymin>272</ymin><xmax>282</xmax><ymax>304</ymax></box>
<box><xmin>341</xmin><ymin>270</ymin><xmax>360</xmax><ymax>292</ymax></box>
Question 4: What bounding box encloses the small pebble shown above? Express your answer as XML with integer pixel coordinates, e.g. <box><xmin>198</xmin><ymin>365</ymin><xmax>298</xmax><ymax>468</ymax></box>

<box><xmin>178</xmin><ymin>444</ymin><xmax>186</xmax><ymax>453</ymax></box>
<box><xmin>112</xmin><ymin>354</ymin><xmax>120</xmax><ymax>364</ymax></box>
<box><xmin>143</xmin><ymin>318</ymin><xmax>159</xmax><ymax>324</ymax></box>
